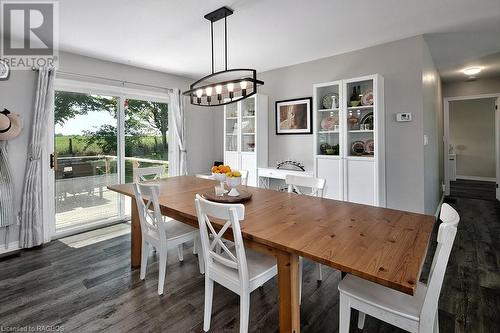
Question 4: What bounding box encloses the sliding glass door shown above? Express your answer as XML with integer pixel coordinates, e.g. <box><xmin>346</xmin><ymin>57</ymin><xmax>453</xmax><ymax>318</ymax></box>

<box><xmin>50</xmin><ymin>83</ymin><xmax>171</xmax><ymax>236</ymax></box>
<box><xmin>53</xmin><ymin>91</ymin><xmax>122</xmax><ymax>232</ymax></box>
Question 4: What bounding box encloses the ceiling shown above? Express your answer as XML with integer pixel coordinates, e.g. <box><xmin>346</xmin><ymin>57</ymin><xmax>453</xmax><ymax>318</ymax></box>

<box><xmin>56</xmin><ymin>0</ymin><xmax>500</xmax><ymax>79</ymax></box>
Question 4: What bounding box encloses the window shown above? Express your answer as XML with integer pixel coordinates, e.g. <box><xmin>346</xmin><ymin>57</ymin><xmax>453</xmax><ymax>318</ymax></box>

<box><xmin>49</xmin><ymin>80</ymin><xmax>171</xmax><ymax>236</ymax></box>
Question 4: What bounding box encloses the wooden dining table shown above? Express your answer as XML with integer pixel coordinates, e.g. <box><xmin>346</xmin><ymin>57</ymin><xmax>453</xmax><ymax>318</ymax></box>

<box><xmin>108</xmin><ymin>176</ymin><xmax>435</xmax><ymax>333</ymax></box>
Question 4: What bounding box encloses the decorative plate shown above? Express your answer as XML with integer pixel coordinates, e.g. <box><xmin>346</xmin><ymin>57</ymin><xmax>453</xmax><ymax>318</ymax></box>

<box><xmin>202</xmin><ymin>188</ymin><xmax>252</xmax><ymax>203</ymax></box>
<box><xmin>365</xmin><ymin>139</ymin><xmax>374</xmax><ymax>154</ymax></box>
<box><xmin>351</xmin><ymin>141</ymin><xmax>365</xmax><ymax>155</ymax></box>
<box><xmin>320</xmin><ymin>115</ymin><xmax>338</xmax><ymax>130</ymax></box>
<box><xmin>322</xmin><ymin>93</ymin><xmax>339</xmax><ymax>109</ymax></box>
<box><xmin>361</xmin><ymin>89</ymin><xmax>373</xmax><ymax>106</ymax></box>
<box><xmin>360</xmin><ymin>112</ymin><xmax>374</xmax><ymax>129</ymax></box>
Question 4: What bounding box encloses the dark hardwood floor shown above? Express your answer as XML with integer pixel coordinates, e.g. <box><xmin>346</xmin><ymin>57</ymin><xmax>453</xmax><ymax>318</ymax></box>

<box><xmin>450</xmin><ymin>179</ymin><xmax>496</xmax><ymax>201</ymax></box>
<box><xmin>1</xmin><ymin>184</ymin><xmax>499</xmax><ymax>332</ymax></box>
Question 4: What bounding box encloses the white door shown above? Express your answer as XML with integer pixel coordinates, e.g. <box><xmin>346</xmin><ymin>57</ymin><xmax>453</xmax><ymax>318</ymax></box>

<box><xmin>225</xmin><ymin>151</ymin><xmax>240</xmax><ymax>170</ymax></box>
<box><xmin>345</xmin><ymin>159</ymin><xmax>375</xmax><ymax>205</ymax></box>
<box><xmin>496</xmin><ymin>97</ymin><xmax>500</xmax><ymax>201</ymax></box>
<box><xmin>316</xmin><ymin>158</ymin><xmax>342</xmax><ymax>200</ymax></box>
<box><xmin>241</xmin><ymin>153</ymin><xmax>256</xmax><ymax>186</ymax></box>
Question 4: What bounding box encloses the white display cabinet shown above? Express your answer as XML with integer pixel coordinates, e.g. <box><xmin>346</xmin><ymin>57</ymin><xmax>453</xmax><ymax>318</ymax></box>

<box><xmin>224</xmin><ymin>94</ymin><xmax>268</xmax><ymax>186</ymax></box>
<box><xmin>313</xmin><ymin>74</ymin><xmax>385</xmax><ymax>206</ymax></box>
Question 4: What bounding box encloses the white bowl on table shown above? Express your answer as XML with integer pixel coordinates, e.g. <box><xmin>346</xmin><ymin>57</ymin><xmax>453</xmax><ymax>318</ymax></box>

<box><xmin>226</xmin><ymin>176</ymin><xmax>242</xmax><ymax>197</ymax></box>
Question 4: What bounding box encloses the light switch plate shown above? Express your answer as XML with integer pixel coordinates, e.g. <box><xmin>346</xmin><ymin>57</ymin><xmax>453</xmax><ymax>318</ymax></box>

<box><xmin>396</xmin><ymin>113</ymin><xmax>412</xmax><ymax>122</ymax></box>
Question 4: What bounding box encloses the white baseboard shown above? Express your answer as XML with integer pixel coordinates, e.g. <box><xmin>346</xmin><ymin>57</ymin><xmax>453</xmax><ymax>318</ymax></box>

<box><xmin>435</xmin><ymin>194</ymin><xmax>445</xmax><ymax>219</ymax></box>
<box><xmin>0</xmin><ymin>241</ymin><xmax>20</xmax><ymax>255</ymax></box>
<box><xmin>455</xmin><ymin>175</ymin><xmax>496</xmax><ymax>182</ymax></box>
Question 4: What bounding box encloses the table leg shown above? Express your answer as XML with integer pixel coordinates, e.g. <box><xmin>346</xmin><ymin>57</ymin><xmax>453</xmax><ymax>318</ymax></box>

<box><xmin>277</xmin><ymin>251</ymin><xmax>300</xmax><ymax>333</ymax></box>
<box><xmin>131</xmin><ymin>198</ymin><xmax>142</xmax><ymax>269</ymax></box>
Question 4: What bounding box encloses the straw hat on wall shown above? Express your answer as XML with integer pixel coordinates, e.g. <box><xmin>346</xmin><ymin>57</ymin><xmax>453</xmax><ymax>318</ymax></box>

<box><xmin>0</xmin><ymin>109</ymin><xmax>23</xmax><ymax>140</ymax></box>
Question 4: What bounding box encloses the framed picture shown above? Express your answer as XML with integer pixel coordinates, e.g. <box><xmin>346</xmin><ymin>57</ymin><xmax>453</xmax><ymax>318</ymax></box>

<box><xmin>275</xmin><ymin>97</ymin><xmax>312</xmax><ymax>135</ymax></box>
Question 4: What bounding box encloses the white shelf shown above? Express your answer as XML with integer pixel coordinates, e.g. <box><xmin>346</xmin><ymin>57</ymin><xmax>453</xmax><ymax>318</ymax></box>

<box><xmin>318</xmin><ymin>108</ymin><xmax>339</xmax><ymax>112</ymax></box>
<box><xmin>345</xmin><ymin>155</ymin><xmax>375</xmax><ymax>160</ymax></box>
<box><xmin>313</xmin><ymin>74</ymin><xmax>385</xmax><ymax>207</ymax></box>
<box><xmin>224</xmin><ymin>94</ymin><xmax>268</xmax><ymax>187</ymax></box>
<box><xmin>347</xmin><ymin>105</ymin><xmax>373</xmax><ymax>110</ymax></box>
<box><xmin>315</xmin><ymin>155</ymin><xmax>341</xmax><ymax>159</ymax></box>
<box><xmin>348</xmin><ymin>130</ymin><xmax>374</xmax><ymax>133</ymax></box>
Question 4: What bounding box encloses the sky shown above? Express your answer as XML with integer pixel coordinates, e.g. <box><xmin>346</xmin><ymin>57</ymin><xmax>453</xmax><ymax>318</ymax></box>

<box><xmin>55</xmin><ymin>111</ymin><xmax>116</xmax><ymax>135</ymax></box>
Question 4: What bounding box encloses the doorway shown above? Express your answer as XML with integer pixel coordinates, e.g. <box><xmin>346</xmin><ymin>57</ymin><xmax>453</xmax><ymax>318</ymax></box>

<box><xmin>45</xmin><ymin>78</ymin><xmax>172</xmax><ymax>238</ymax></box>
<box><xmin>444</xmin><ymin>94</ymin><xmax>500</xmax><ymax>201</ymax></box>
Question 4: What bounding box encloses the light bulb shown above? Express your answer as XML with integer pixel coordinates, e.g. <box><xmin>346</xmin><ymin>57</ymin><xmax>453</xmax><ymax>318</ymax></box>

<box><xmin>227</xmin><ymin>83</ymin><xmax>234</xmax><ymax>92</ymax></box>
<box><xmin>215</xmin><ymin>85</ymin><xmax>223</xmax><ymax>94</ymax></box>
<box><xmin>196</xmin><ymin>89</ymin><xmax>203</xmax><ymax>98</ymax></box>
<box><xmin>205</xmin><ymin>86</ymin><xmax>213</xmax><ymax>96</ymax></box>
<box><xmin>239</xmin><ymin>81</ymin><xmax>248</xmax><ymax>97</ymax></box>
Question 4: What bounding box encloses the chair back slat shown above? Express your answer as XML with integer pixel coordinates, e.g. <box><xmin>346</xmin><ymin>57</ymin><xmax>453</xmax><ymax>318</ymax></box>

<box><xmin>195</xmin><ymin>194</ymin><xmax>248</xmax><ymax>283</ymax></box>
<box><xmin>133</xmin><ymin>166</ymin><xmax>166</xmax><ymax>183</ymax></box>
<box><xmin>286</xmin><ymin>174</ymin><xmax>326</xmax><ymax>198</ymax></box>
<box><xmin>421</xmin><ymin>203</ymin><xmax>460</xmax><ymax>325</ymax></box>
<box><xmin>239</xmin><ymin>170</ymin><xmax>249</xmax><ymax>186</ymax></box>
<box><xmin>133</xmin><ymin>183</ymin><xmax>164</xmax><ymax>236</ymax></box>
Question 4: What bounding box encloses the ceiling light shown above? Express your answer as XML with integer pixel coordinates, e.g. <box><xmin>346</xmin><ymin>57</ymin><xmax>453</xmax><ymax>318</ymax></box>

<box><xmin>183</xmin><ymin>7</ymin><xmax>264</xmax><ymax>107</ymax></box>
<box><xmin>462</xmin><ymin>67</ymin><xmax>482</xmax><ymax>76</ymax></box>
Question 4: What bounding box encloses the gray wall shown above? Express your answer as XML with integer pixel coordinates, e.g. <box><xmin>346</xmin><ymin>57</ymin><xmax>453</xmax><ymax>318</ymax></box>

<box><xmin>443</xmin><ymin>76</ymin><xmax>500</xmax><ymax>97</ymax></box>
<box><xmin>449</xmin><ymin>98</ymin><xmax>496</xmax><ymax>178</ymax></box>
<box><xmin>0</xmin><ymin>51</ymin><xmax>214</xmax><ymax>246</ymax></box>
<box><xmin>223</xmin><ymin>36</ymin><xmax>429</xmax><ymax>213</ymax></box>
<box><xmin>422</xmin><ymin>40</ymin><xmax>444</xmax><ymax>215</ymax></box>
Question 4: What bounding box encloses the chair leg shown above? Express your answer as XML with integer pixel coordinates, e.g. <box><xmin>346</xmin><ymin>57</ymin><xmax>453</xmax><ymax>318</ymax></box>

<box><xmin>299</xmin><ymin>257</ymin><xmax>303</xmax><ymax>304</ymax></box>
<box><xmin>357</xmin><ymin>311</ymin><xmax>366</xmax><ymax>329</ymax></box>
<box><xmin>203</xmin><ymin>277</ymin><xmax>214</xmax><ymax>332</ymax></box>
<box><xmin>240</xmin><ymin>292</ymin><xmax>250</xmax><ymax>333</ymax></box>
<box><xmin>339</xmin><ymin>293</ymin><xmax>351</xmax><ymax>333</ymax></box>
<box><xmin>193</xmin><ymin>238</ymin><xmax>198</xmax><ymax>254</ymax></box>
<box><xmin>158</xmin><ymin>247</ymin><xmax>168</xmax><ymax>295</ymax></box>
<box><xmin>434</xmin><ymin>309</ymin><xmax>439</xmax><ymax>333</ymax></box>
<box><xmin>177</xmin><ymin>244</ymin><xmax>184</xmax><ymax>262</ymax></box>
<box><xmin>316</xmin><ymin>263</ymin><xmax>323</xmax><ymax>281</ymax></box>
<box><xmin>195</xmin><ymin>238</ymin><xmax>205</xmax><ymax>274</ymax></box>
<box><xmin>140</xmin><ymin>241</ymin><xmax>149</xmax><ymax>280</ymax></box>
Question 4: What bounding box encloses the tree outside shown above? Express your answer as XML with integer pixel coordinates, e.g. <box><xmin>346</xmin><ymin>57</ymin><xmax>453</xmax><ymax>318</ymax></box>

<box><xmin>54</xmin><ymin>91</ymin><xmax>169</xmax><ymax>182</ymax></box>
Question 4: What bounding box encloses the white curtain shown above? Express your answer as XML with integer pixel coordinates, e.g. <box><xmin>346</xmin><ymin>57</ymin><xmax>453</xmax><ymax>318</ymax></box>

<box><xmin>170</xmin><ymin>88</ymin><xmax>187</xmax><ymax>176</ymax></box>
<box><xmin>0</xmin><ymin>141</ymin><xmax>15</xmax><ymax>247</ymax></box>
<box><xmin>19</xmin><ymin>67</ymin><xmax>55</xmax><ymax>248</ymax></box>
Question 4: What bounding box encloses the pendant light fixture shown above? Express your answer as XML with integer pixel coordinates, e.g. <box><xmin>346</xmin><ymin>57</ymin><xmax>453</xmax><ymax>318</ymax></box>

<box><xmin>183</xmin><ymin>6</ymin><xmax>264</xmax><ymax>107</ymax></box>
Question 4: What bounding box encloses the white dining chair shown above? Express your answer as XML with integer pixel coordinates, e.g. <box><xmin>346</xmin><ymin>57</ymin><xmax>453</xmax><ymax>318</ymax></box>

<box><xmin>133</xmin><ymin>183</ymin><xmax>203</xmax><ymax>295</ymax></box>
<box><xmin>239</xmin><ymin>170</ymin><xmax>249</xmax><ymax>186</ymax></box>
<box><xmin>337</xmin><ymin>203</ymin><xmax>460</xmax><ymax>333</ymax></box>
<box><xmin>133</xmin><ymin>165</ymin><xmax>165</xmax><ymax>183</ymax></box>
<box><xmin>285</xmin><ymin>174</ymin><xmax>326</xmax><ymax>301</ymax></box>
<box><xmin>194</xmin><ymin>194</ymin><xmax>277</xmax><ymax>333</ymax></box>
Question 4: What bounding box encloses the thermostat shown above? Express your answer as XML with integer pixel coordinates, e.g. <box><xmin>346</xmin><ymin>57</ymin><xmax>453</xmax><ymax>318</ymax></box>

<box><xmin>396</xmin><ymin>113</ymin><xmax>412</xmax><ymax>122</ymax></box>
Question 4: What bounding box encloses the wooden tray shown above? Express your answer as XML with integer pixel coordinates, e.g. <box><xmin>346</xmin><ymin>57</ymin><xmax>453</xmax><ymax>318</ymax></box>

<box><xmin>201</xmin><ymin>188</ymin><xmax>252</xmax><ymax>203</ymax></box>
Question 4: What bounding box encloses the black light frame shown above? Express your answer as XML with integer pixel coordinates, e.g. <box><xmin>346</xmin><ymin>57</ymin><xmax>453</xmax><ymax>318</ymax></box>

<box><xmin>182</xmin><ymin>6</ymin><xmax>264</xmax><ymax>107</ymax></box>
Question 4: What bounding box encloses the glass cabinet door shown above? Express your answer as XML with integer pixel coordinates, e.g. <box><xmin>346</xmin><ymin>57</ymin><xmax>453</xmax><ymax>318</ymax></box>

<box><xmin>316</xmin><ymin>84</ymin><xmax>341</xmax><ymax>156</ymax></box>
<box><xmin>225</xmin><ymin>102</ymin><xmax>238</xmax><ymax>152</ymax></box>
<box><xmin>345</xmin><ymin>78</ymin><xmax>374</xmax><ymax>157</ymax></box>
<box><xmin>240</xmin><ymin>97</ymin><xmax>256</xmax><ymax>153</ymax></box>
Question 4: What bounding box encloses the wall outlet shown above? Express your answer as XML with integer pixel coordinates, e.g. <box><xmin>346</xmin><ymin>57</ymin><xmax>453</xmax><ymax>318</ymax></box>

<box><xmin>424</xmin><ymin>135</ymin><xmax>429</xmax><ymax>146</ymax></box>
<box><xmin>396</xmin><ymin>113</ymin><xmax>412</xmax><ymax>122</ymax></box>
